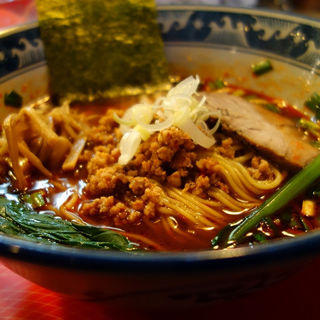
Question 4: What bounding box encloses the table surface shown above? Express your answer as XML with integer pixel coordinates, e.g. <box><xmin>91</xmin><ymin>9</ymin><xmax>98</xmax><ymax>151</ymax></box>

<box><xmin>1</xmin><ymin>1</ymin><xmax>320</xmax><ymax>319</ymax></box>
<box><xmin>1</xmin><ymin>258</ymin><xmax>320</xmax><ymax>320</ymax></box>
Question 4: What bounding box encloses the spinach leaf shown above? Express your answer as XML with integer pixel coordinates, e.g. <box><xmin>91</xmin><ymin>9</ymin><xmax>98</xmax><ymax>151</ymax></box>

<box><xmin>0</xmin><ymin>197</ymin><xmax>139</xmax><ymax>251</ymax></box>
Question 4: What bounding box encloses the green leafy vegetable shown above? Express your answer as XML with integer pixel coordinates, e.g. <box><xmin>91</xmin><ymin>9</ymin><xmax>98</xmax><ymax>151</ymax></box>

<box><xmin>251</xmin><ymin>60</ymin><xmax>273</xmax><ymax>76</ymax></box>
<box><xmin>305</xmin><ymin>93</ymin><xmax>320</xmax><ymax>119</ymax></box>
<box><xmin>4</xmin><ymin>90</ymin><xmax>23</xmax><ymax>108</ymax></box>
<box><xmin>0</xmin><ymin>197</ymin><xmax>138</xmax><ymax>251</ymax></box>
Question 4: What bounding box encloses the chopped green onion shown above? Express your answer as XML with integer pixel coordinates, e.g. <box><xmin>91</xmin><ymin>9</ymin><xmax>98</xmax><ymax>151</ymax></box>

<box><xmin>298</xmin><ymin>118</ymin><xmax>320</xmax><ymax>138</ymax></box>
<box><xmin>209</xmin><ymin>79</ymin><xmax>225</xmax><ymax>89</ymax></box>
<box><xmin>244</xmin><ymin>94</ymin><xmax>260</xmax><ymax>100</ymax></box>
<box><xmin>289</xmin><ymin>214</ymin><xmax>301</xmax><ymax>229</ymax></box>
<box><xmin>263</xmin><ymin>217</ymin><xmax>280</xmax><ymax>235</ymax></box>
<box><xmin>251</xmin><ymin>60</ymin><xmax>273</xmax><ymax>76</ymax></box>
<box><xmin>253</xmin><ymin>232</ymin><xmax>267</xmax><ymax>243</ymax></box>
<box><xmin>310</xmin><ymin>141</ymin><xmax>320</xmax><ymax>149</ymax></box>
<box><xmin>263</xmin><ymin>103</ymin><xmax>280</xmax><ymax>113</ymax></box>
<box><xmin>299</xmin><ymin>216</ymin><xmax>310</xmax><ymax>231</ymax></box>
<box><xmin>298</xmin><ymin>118</ymin><xmax>320</xmax><ymax>131</ymax></box>
<box><xmin>305</xmin><ymin>93</ymin><xmax>320</xmax><ymax>119</ymax></box>
<box><xmin>280</xmin><ymin>210</ymin><xmax>292</xmax><ymax>224</ymax></box>
<box><xmin>4</xmin><ymin>90</ymin><xmax>23</xmax><ymax>108</ymax></box>
<box><xmin>22</xmin><ymin>192</ymin><xmax>45</xmax><ymax>208</ymax></box>
<box><xmin>227</xmin><ymin>154</ymin><xmax>320</xmax><ymax>243</ymax></box>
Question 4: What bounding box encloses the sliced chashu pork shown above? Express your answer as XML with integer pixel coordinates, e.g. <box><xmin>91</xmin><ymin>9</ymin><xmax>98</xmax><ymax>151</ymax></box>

<box><xmin>204</xmin><ymin>92</ymin><xmax>320</xmax><ymax>169</ymax></box>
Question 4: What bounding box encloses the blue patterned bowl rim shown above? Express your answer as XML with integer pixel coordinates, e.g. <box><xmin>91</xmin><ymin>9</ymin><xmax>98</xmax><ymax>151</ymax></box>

<box><xmin>1</xmin><ymin>6</ymin><xmax>320</xmax><ymax>272</ymax></box>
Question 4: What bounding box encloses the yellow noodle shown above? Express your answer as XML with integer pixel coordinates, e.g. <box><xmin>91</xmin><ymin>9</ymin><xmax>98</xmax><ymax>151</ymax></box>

<box><xmin>165</xmin><ymin>187</ymin><xmax>226</xmax><ymax>224</ymax></box>
<box><xmin>214</xmin><ymin>154</ymin><xmax>277</xmax><ymax>197</ymax></box>
<box><xmin>161</xmin><ymin>215</ymin><xmax>177</xmax><ymax>240</ymax></box>
<box><xmin>157</xmin><ymin>206</ymin><xmax>175</xmax><ymax>216</ymax></box>
<box><xmin>214</xmin><ymin>153</ymin><xmax>283</xmax><ymax>191</ymax></box>
<box><xmin>213</xmin><ymin>155</ymin><xmax>262</xmax><ymax>195</ymax></box>
<box><xmin>166</xmin><ymin>216</ymin><xmax>199</xmax><ymax>242</ymax></box>
<box><xmin>234</xmin><ymin>152</ymin><xmax>254</xmax><ymax>164</ymax></box>
<box><xmin>222</xmin><ymin>160</ymin><xmax>264</xmax><ymax>195</ymax></box>
<box><xmin>60</xmin><ymin>206</ymin><xmax>84</xmax><ymax>223</ymax></box>
<box><xmin>170</xmin><ymin>187</ymin><xmax>220</xmax><ymax>207</ymax></box>
<box><xmin>162</xmin><ymin>197</ymin><xmax>213</xmax><ymax>227</ymax></box>
<box><xmin>215</xmin><ymin>165</ymin><xmax>258</xmax><ymax>201</ymax></box>
<box><xmin>233</xmin><ymin>160</ymin><xmax>283</xmax><ymax>190</ymax></box>
<box><xmin>208</xmin><ymin>188</ymin><xmax>258</xmax><ymax>211</ymax></box>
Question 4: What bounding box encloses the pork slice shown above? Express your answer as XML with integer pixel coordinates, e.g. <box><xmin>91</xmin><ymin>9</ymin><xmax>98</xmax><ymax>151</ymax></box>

<box><xmin>204</xmin><ymin>92</ymin><xmax>320</xmax><ymax>169</ymax></box>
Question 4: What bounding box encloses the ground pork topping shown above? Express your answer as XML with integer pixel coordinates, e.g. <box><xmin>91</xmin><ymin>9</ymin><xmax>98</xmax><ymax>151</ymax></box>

<box><xmin>84</xmin><ymin>166</ymin><xmax>129</xmax><ymax>197</ymax></box>
<box><xmin>81</xmin><ymin>177</ymin><xmax>161</xmax><ymax>225</ymax></box>
<box><xmin>128</xmin><ymin>127</ymin><xmax>196</xmax><ymax>184</ymax></box>
<box><xmin>248</xmin><ymin>156</ymin><xmax>274</xmax><ymax>180</ymax></box>
<box><xmin>79</xmin><ymin>196</ymin><xmax>142</xmax><ymax>226</ymax></box>
<box><xmin>87</xmin><ymin>145</ymin><xmax>120</xmax><ymax>175</ymax></box>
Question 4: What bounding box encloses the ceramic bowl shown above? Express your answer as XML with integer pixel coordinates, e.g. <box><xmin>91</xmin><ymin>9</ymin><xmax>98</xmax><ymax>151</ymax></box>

<box><xmin>1</xmin><ymin>6</ymin><xmax>320</xmax><ymax>307</ymax></box>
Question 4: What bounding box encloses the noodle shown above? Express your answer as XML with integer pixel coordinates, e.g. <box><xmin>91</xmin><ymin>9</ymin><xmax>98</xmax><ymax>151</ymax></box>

<box><xmin>213</xmin><ymin>154</ymin><xmax>283</xmax><ymax>192</ymax></box>
<box><xmin>165</xmin><ymin>187</ymin><xmax>227</xmax><ymax>224</ymax></box>
<box><xmin>234</xmin><ymin>152</ymin><xmax>254</xmax><ymax>163</ymax></box>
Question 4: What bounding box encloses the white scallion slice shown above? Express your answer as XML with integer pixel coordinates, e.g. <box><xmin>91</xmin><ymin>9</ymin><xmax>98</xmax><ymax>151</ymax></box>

<box><xmin>177</xmin><ymin>117</ymin><xmax>215</xmax><ymax>149</ymax></box>
<box><xmin>118</xmin><ymin>130</ymin><xmax>141</xmax><ymax>165</ymax></box>
<box><xmin>115</xmin><ymin>75</ymin><xmax>220</xmax><ymax>165</ymax></box>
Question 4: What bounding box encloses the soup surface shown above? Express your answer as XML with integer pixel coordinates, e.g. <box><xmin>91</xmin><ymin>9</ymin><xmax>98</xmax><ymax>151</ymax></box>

<box><xmin>1</xmin><ymin>76</ymin><xmax>320</xmax><ymax>251</ymax></box>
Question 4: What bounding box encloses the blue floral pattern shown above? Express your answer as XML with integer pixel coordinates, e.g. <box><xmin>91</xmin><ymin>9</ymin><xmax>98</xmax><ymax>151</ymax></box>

<box><xmin>1</xmin><ymin>7</ymin><xmax>320</xmax><ymax>80</ymax></box>
<box><xmin>158</xmin><ymin>8</ymin><xmax>320</xmax><ymax>69</ymax></box>
<box><xmin>0</xmin><ymin>27</ymin><xmax>44</xmax><ymax>79</ymax></box>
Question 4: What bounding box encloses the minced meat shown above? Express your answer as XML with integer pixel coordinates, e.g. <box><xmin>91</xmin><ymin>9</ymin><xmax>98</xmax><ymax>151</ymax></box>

<box><xmin>79</xmin><ymin>110</ymin><xmax>273</xmax><ymax>227</ymax></box>
<box><xmin>248</xmin><ymin>156</ymin><xmax>274</xmax><ymax>180</ymax></box>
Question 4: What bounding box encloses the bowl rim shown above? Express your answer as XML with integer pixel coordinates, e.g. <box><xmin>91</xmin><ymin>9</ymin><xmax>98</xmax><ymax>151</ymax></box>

<box><xmin>158</xmin><ymin>4</ymin><xmax>320</xmax><ymax>26</ymax></box>
<box><xmin>1</xmin><ymin>5</ymin><xmax>320</xmax><ymax>272</ymax></box>
<box><xmin>0</xmin><ymin>231</ymin><xmax>320</xmax><ymax>272</ymax></box>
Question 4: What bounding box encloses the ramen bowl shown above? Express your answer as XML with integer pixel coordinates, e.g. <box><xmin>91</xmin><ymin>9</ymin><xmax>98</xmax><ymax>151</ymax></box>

<box><xmin>1</xmin><ymin>5</ymin><xmax>320</xmax><ymax>307</ymax></box>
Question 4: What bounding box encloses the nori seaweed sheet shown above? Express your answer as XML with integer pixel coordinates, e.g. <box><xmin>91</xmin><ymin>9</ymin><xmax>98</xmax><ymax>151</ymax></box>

<box><xmin>36</xmin><ymin>0</ymin><xmax>169</xmax><ymax>102</ymax></box>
